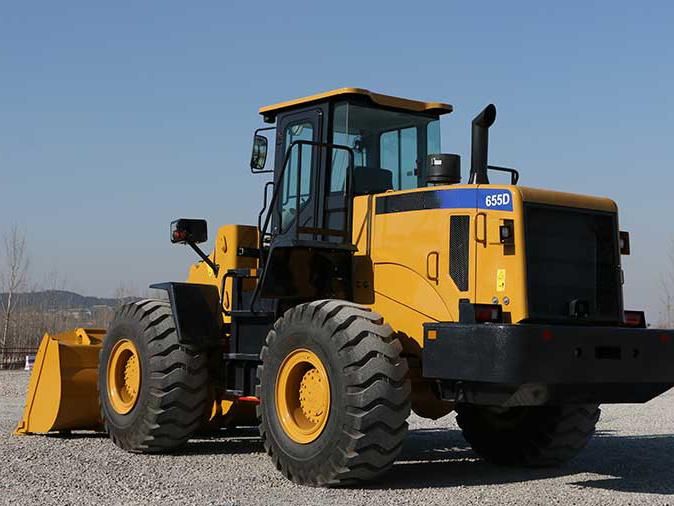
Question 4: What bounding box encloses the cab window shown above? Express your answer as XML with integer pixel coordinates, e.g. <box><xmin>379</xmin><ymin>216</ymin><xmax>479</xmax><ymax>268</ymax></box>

<box><xmin>330</xmin><ymin>102</ymin><xmax>441</xmax><ymax>193</ymax></box>
<box><xmin>380</xmin><ymin>127</ymin><xmax>417</xmax><ymax>190</ymax></box>
<box><xmin>280</xmin><ymin>121</ymin><xmax>313</xmax><ymax>230</ymax></box>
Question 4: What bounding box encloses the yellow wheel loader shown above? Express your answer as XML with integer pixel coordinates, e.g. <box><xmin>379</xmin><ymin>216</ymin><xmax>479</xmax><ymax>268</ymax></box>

<box><xmin>16</xmin><ymin>88</ymin><xmax>674</xmax><ymax>485</ymax></box>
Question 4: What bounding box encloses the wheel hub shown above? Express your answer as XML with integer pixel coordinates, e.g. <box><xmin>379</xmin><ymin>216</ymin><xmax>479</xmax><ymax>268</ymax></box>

<box><xmin>123</xmin><ymin>354</ymin><xmax>139</xmax><ymax>398</ymax></box>
<box><xmin>275</xmin><ymin>348</ymin><xmax>331</xmax><ymax>444</ymax></box>
<box><xmin>107</xmin><ymin>339</ymin><xmax>141</xmax><ymax>415</ymax></box>
<box><xmin>299</xmin><ymin>367</ymin><xmax>328</xmax><ymax>424</ymax></box>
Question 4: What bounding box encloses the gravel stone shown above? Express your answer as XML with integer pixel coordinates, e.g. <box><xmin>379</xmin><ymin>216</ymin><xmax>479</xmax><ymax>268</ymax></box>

<box><xmin>1</xmin><ymin>370</ymin><xmax>674</xmax><ymax>505</ymax></box>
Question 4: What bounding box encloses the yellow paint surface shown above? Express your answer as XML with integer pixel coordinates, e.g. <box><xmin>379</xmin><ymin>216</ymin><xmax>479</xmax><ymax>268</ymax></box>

<box><xmin>353</xmin><ymin>183</ymin><xmax>619</xmax><ymax>350</ymax></box>
<box><xmin>186</xmin><ymin>224</ymin><xmax>259</xmax><ymax>324</ymax></box>
<box><xmin>260</xmin><ymin>87</ymin><xmax>453</xmax><ymax>118</ymax></box>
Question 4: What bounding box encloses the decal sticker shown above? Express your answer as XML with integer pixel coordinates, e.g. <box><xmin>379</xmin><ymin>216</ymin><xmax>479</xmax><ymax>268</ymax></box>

<box><xmin>496</xmin><ymin>269</ymin><xmax>506</xmax><ymax>292</ymax></box>
<box><xmin>479</xmin><ymin>189</ymin><xmax>513</xmax><ymax>211</ymax></box>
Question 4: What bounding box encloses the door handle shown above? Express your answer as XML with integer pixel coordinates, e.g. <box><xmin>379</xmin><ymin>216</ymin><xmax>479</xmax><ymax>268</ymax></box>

<box><xmin>426</xmin><ymin>251</ymin><xmax>440</xmax><ymax>284</ymax></box>
<box><xmin>475</xmin><ymin>212</ymin><xmax>487</xmax><ymax>245</ymax></box>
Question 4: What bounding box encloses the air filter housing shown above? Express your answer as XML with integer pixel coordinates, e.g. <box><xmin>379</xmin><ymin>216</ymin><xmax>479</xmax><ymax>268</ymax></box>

<box><xmin>426</xmin><ymin>154</ymin><xmax>461</xmax><ymax>185</ymax></box>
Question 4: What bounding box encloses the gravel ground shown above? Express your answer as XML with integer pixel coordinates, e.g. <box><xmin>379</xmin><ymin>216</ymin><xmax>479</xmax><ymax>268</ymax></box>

<box><xmin>2</xmin><ymin>370</ymin><xmax>674</xmax><ymax>505</ymax></box>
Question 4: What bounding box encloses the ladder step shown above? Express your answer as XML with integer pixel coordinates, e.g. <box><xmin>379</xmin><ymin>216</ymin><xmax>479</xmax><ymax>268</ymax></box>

<box><xmin>227</xmin><ymin>268</ymin><xmax>260</xmax><ymax>278</ymax></box>
<box><xmin>230</xmin><ymin>310</ymin><xmax>275</xmax><ymax>319</ymax></box>
<box><xmin>237</xmin><ymin>247</ymin><xmax>260</xmax><ymax>258</ymax></box>
<box><xmin>223</xmin><ymin>353</ymin><xmax>260</xmax><ymax>361</ymax></box>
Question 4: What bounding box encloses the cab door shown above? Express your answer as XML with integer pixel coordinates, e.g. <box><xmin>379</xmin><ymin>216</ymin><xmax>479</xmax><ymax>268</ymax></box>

<box><xmin>273</xmin><ymin>107</ymin><xmax>323</xmax><ymax>241</ymax></box>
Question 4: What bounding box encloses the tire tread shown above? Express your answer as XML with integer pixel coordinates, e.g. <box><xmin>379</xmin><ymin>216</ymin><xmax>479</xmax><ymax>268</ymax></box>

<box><xmin>257</xmin><ymin>300</ymin><xmax>410</xmax><ymax>486</ymax></box>
<box><xmin>100</xmin><ymin>299</ymin><xmax>208</xmax><ymax>453</ymax></box>
<box><xmin>456</xmin><ymin>403</ymin><xmax>600</xmax><ymax>467</ymax></box>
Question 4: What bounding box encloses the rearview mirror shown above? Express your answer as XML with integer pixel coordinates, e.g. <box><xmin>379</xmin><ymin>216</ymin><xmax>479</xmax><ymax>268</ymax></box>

<box><xmin>171</xmin><ymin>219</ymin><xmax>207</xmax><ymax>244</ymax></box>
<box><xmin>250</xmin><ymin>135</ymin><xmax>268</xmax><ymax>171</ymax></box>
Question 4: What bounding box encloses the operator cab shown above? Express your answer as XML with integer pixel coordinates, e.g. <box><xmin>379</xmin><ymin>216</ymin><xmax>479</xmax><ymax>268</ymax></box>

<box><xmin>250</xmin><ymin>88</ymin><xmax>454</xmax><ymax>302</ymax></box>
<box><xmin>254</xmin><ymin>88</ymin><xmax>454</xmax><ymax>237</ymax></box>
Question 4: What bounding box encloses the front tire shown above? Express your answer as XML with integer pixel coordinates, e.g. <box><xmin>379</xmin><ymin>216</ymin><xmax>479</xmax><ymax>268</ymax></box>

<box><xmin>456</xmin><ymin>404</ymin><xmax>600</xmax><ymax>466</ymax></box>
<box><xmin>99</xmin><ymin>299</ymin><xmax>208</xmax><ymax>452</ymax></box>
<box><xmin>257</xmin><ymin>300</ymin><xmax>411</xmax><ymax>486</ymax></box>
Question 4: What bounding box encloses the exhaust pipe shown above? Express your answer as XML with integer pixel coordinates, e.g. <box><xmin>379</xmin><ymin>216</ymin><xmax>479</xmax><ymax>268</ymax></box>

<box><xmin>469</xmin><ymin>104</ymin><xmax>497</xmax><ymax>184</ymax></box>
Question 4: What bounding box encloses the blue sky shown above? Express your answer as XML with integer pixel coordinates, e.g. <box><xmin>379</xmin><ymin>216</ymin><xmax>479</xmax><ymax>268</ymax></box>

<box><xmin>1</xmin><ymin>2</ymin><xmax>673</xmax><ymax>322</ymax></box>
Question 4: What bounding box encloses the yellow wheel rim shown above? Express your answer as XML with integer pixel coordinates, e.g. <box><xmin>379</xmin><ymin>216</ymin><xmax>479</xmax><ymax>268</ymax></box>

<box><xmin>275</xmin><ymin>348</ymin><xmax>331</xmax><ymax>444</ymax></box>
<box><xmin>107</xmin><ymin>339</ymin><xmax>141</xmax><ymax>414</ymax></box>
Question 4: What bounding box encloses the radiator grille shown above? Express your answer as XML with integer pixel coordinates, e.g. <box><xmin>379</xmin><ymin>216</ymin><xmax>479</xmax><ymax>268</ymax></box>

<box><xmin>524</xmin><ymin>204</ymin><xmax>622</xmax><ymax>323</ymax></box>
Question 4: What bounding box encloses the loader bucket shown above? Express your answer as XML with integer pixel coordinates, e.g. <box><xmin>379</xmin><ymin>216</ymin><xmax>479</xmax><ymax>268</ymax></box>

<box><xmin>14</xmin><ymin>328</ymin><xmax>106</xmax><ymax>435</ymax></box>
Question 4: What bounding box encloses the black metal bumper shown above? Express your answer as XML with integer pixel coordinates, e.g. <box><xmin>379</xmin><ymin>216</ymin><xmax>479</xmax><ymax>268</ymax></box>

<box><xmin>423</xmin><ymin>322</ymin><xmax>674</xmax><ymax>406</ymax></box>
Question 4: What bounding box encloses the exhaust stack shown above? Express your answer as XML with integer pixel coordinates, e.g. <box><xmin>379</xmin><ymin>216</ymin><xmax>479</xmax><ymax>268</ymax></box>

<box><xmin>469</xmin><ymin>104</ymin><xmax>497</xmax><ymax>184</ymax></box>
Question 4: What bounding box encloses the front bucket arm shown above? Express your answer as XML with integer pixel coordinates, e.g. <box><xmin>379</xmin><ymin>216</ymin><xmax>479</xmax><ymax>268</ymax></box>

<box><xmin>14</xmin><ymin>328</ymin><xmax>106</xmax><ymax>435</ymax></box>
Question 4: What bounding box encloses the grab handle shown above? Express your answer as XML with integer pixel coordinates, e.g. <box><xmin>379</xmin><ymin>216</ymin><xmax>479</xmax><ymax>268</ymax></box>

<box><xmin>426</xmin><ymin>251</ymin><xmax>440</xmax><ymax>284</ymax></box>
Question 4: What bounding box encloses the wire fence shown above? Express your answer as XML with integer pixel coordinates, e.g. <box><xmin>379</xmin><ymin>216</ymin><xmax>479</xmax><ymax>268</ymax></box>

<box><xmin>0</xmin><ymin>348</ymin><xmax>37</xmax><ymax>370</ymax></box>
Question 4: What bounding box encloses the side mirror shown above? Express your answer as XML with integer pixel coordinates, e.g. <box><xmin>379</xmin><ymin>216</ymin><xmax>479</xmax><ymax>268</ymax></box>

<box><xmin>171</xmin><ymin>219</ymin><xmax>207</xmax><ymax>244</ymax></box>
<box><xmin>250</xmin><ymin>135</ymin><xmax>268</xmax><ymax>171</ymax></box>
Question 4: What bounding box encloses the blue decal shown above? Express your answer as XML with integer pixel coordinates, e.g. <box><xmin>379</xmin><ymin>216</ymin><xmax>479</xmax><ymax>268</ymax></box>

<box><xmin>436</xmin><ymin>188</ymin><xmax>513</xmax><ymax>211</ymax></box>
<box><xmin>436</xmin><ymin>188</ymin><xmax>478</xmax><ymax>209</ymax></box>
<box><xmin>375</xmin><ymin>188</ymin><xmax>514</xmax><ymax>215</ymax></box>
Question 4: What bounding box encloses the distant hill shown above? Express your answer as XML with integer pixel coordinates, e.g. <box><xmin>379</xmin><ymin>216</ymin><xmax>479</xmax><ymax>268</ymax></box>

<box><xmin>0</xmin><ymin>290</ymin><xmax>129</xmax><ymax>311</ymax></box>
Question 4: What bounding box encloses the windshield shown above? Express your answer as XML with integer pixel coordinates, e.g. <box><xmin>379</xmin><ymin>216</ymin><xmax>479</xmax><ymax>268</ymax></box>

<box><xmin>330</xmin><ymin>102</ymin><xmax>441</xmax><ymax>193</ymax></box>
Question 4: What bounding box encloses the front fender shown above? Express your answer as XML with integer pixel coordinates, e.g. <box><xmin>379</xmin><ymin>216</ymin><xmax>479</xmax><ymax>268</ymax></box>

<box><xmin>150</xmin><ymin>282</ymin><xmax>222</xmax><ymax>348</ymax></box>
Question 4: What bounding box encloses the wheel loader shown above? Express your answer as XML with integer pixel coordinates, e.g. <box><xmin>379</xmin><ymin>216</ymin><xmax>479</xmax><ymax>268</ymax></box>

<box><xmin>15</xmin><ymin>88</ymin><xmax>674</xmax><ymax>486</ymax></box>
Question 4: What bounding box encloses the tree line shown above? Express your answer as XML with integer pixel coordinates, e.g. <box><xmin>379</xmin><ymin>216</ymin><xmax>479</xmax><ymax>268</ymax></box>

<box><xmin>0</xmin><ymin>225</ymin><xmax>147</xmax><ymax>366</ymax></box>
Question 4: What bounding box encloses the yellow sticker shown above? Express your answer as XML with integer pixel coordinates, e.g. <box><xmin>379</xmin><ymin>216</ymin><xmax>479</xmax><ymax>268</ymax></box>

<box><xmin>496</xmin><ymin>269</ymin><xmax>506</xmax><ymax>292</ymax></box>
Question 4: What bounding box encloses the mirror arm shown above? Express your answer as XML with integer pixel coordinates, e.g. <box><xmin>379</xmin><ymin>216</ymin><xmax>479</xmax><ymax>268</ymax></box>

<box><xmin>187</xmin><ymin>240</ymin><xmax>219</xmax><ymax>276</ymax></box>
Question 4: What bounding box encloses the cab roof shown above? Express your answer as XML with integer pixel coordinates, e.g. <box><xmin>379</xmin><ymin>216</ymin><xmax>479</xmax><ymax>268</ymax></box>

<box><xmin>259</xmin><ymin>87</ymin><xmax>453</xmax><ymax>122</ymax></box>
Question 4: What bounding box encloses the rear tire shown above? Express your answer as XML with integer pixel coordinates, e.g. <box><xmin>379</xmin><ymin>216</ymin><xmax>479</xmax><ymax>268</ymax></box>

<box><xmin>456</xmin><ymin>404</ymin><xmax>600</xmax><ymax>466</ymax></box>
<box><xmin>99</xmin><ymin>299</ymin><xmax>208</xmax><ymax>452</ymax></box>
<box><xmin>257</xmin><ymin>300</ymin><xmax>411</xmax><ymax>486</ymax></box>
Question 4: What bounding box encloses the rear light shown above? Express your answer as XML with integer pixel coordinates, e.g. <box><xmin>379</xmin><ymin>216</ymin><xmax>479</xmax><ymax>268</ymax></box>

<box><xmin>623</xmin><ymin>310</ymin><xmax>646</xmax><ymax>328</ymax></box>
<box><xmin>475</xmin><ymin>304</ymin><xmax>502</xmax><ymax>323</ymax></box>
<box><xmin>499</xmin><ymin>220</ymin><xmax>515</xmax><ymax>245</ymax></box>
<box><xmin>172</xmin><ymin>229</ymin><xmax>188</xmax><ymax>243</ymax></box>
<box><xmin>460</xmin><ymin>301</ymin><xmax>503</xmax><ymax>323</ymax></box>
